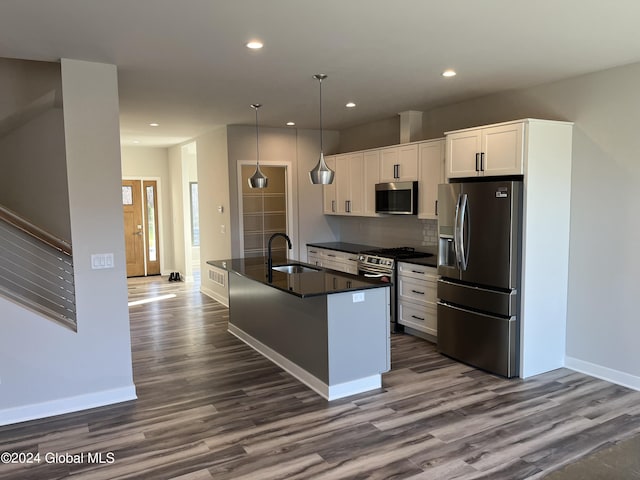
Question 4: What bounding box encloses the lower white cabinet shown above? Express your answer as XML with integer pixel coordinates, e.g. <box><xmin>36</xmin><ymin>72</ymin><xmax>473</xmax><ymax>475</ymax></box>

<box><xmin>306</xmin><ymin>246</ymin><xmax>358</xmax><ymax>275</ymax></box>
<box><xmin>397</xmin><ymin>262</ymin><xmax>437</xmax><ymax>337</ymax></box>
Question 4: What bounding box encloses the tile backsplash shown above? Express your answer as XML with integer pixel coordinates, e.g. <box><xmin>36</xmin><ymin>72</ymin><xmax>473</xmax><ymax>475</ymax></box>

<box><xmin>339</xmin><ymin>216</ymin><xmax>438</xmax><ymax>250</ymax></box>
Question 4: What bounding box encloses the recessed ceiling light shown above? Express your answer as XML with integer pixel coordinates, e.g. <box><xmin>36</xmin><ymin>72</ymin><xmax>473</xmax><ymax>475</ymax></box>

<box><xmin>133</xmin><ymin>140</ymin><xmax>140</xmax><ymax>144</ymax></box>
<box><xmin>442</xmin><ymin>69</ymin><xmax>457</xmax><ymax>77</ymax></box>
<box><xmin>286</xmin><ymin>121</ymin><xmax>295</xmax><ymax>126</ymax></box>
<box><xmin>345</xmin><ymin>102</ymin><xmax>356</xmax><ymax>108</ymax></box>
<box><xmin>246</xmin><ymin>41</ymin><xmax>263</xmax><ymax>50</ymax></box>
<box><xmin>149</xmin><ymin>122</ymin><xmax>159</xmax><ymax>127</ymax></box>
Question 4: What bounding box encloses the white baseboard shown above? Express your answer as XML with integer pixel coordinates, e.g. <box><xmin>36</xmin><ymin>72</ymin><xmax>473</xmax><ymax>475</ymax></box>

<box><xmin>200</xmin><ymin>286</ymin><xmax>228</xmax><ymax>307</ymax></box>
<box><xmin>0</xmin><ymin>385</ymin><xmax>137</xmax><ymax>427</ymax></box>
<box><xmin>565</xmin><ymin>356</ymin><xmax>640</xmax><ymax>392</ymax></box>
<box><xmin>228</xmin><ymin>324</ymin><xmax>381</xmax><ymax>401</ymax></box>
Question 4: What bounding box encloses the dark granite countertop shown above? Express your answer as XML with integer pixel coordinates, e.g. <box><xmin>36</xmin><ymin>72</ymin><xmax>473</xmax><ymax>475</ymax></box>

<box><xmin>306</xmin><ymin>242</ymin><xmax>380</xmax><ymax>254</ymax></box>
<box><xmin>397</xmin><ymin>255</ymin><xmax>438</xmax><ymax>268</ymax></box>
<box><xmin>208</xmin><ymin>257</ymin><xmax>390</xmax><ymax>298</ymax></box>
<box><xmin>306</xmin><ymin>241</ymin><xmax>438</xmax><ymax>267</ymax></box>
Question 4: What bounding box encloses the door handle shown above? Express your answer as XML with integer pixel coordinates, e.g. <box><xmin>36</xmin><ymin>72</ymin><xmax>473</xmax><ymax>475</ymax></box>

<box><xmin>393</xmin><ymin>164</ymin><xmax>399</xmax><ymax>179</ymax></box>
<box><xmin>133</xmin><ymin>231</ymin><xmax>143</xmax><ymax>236</ymax></box>
<box><xmin>475</xmin><ymin>153</ymin><xmax>480</xmax><ymax>172</ymax></box>
<box><xmin>480</xmin><ymin>152</ymin><xmax>485</xmax><ymax>171</ymax></box>
<box><xmin>459</xmin><ymin>193</ymin><xmax>469</xmax><ymax>271</ymax></box>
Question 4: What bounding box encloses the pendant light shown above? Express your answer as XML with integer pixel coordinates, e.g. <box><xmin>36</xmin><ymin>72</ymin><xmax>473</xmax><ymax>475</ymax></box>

<box><xmin>309</xmin><ymin>74</ymin><xmax>335</xmax><ymax>185</ymax></box>
<box><xmin>248</xmin><ymin>103</ymin><xmax>268</xmax><ymax>189</ymax></box>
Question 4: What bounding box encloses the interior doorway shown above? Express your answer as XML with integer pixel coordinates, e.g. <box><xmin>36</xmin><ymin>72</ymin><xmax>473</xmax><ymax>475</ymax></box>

<box><xmin>238</xmin><ymin>163</ymin><xmax>294</xmax><ymax>260</ymax></box>
<box><xmin>122</xmin><ymin>179</ymin><xmax>161</xmax><ymax>277</ymax></box>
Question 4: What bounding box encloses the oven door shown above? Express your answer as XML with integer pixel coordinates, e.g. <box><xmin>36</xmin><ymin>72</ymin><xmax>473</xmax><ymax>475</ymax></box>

<box><xmin>358</xmin><ymin>263</ymin><xmax>398</xmax><ymax>330</ymax></box>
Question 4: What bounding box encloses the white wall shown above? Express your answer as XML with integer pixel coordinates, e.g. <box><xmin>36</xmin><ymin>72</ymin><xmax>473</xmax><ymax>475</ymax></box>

<box><xmin>0</xmin><ymin>59</ymin><xmax>135</xmax><ymax>425</ymax></box>
<box><xmin>0</xmin><ymin>108</ymin><xmax>71</xmax><ymax>239</ymax></box>
<box><xmin>121</xmin><ymin>146</ymin><xmax>174</xmax><ymax>274</ymax></box>
<box><xmin>196</xmin><ymin>126</ymin><xmax>232</xmax><ymax>304</ymax></box>
<box><xmin>339</xmin><ymin>61</ymin><xmax>640</xmax><ymax>388</ymax></box>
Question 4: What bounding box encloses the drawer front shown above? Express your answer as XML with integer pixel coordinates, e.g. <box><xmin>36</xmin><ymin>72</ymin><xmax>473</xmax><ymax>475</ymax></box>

<box><xmin>398</xmin><ymin>276</ymin><xmax>437</xmax><ymax>305</ymax></box>
<box><xmin>398</xmin><ymin>300</ymin><xmax>437</xmax><ymax>336</ymax></box>
<box><xmin>398</xmin><ymin>262</ymin><xmax>437</xmax><ymax>281</ymax></box>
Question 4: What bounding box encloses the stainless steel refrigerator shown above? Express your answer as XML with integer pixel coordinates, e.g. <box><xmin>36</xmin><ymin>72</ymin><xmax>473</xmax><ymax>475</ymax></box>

<box><xmin>437</xmin><ymin>180</ymin><xmax>522</xmax><ymax>377</ymax></box>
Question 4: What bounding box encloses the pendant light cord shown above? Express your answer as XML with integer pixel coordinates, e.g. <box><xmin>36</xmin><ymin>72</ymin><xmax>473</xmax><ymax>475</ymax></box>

<box><xmin>254</xmin><ymin>106</ymin><xmax>260</xmax><ymax>166</ymax></box>
<box><xmin>318</xmin><ymin>76</ymin><xmax>323</xmax><ymax>152</ymax></box>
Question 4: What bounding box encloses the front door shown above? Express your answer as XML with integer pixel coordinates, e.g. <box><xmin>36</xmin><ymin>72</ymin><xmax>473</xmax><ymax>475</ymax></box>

<box><xmin>122</xmin><ymin>180</ymin><xmax>145</xmax><ymax>277</ymax></box>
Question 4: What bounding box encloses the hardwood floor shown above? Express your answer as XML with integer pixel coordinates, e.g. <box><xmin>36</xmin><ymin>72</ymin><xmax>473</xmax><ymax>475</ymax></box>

<box><xmin>2</xmin><ymin>276</ymin><xmax>640</xmax><ymax>479</ymax></box>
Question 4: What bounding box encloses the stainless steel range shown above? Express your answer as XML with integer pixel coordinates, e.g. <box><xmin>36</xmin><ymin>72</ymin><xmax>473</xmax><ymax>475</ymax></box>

<box><xmin>358</xmin><ymin>247</ymin><xmax>433</xmax><ymax>333</ymax></box>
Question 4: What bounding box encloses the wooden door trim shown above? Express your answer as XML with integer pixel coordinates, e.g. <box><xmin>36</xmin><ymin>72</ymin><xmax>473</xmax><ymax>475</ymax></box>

<box><xmin>122</xmin><ymin>176</ymin><xmax>164</xmax><ymax>277</ymax></box>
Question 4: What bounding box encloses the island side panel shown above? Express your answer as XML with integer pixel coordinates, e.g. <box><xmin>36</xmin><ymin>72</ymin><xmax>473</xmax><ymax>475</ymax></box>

<box><xmin>327</xmin><ymin>287</ymin><xmax>391</xmax><ymax>385</ymax></box>
<box><xmin>228</xmin><ymin>272</ymin><xmax>329</xmax><ymax>383</ymax></box>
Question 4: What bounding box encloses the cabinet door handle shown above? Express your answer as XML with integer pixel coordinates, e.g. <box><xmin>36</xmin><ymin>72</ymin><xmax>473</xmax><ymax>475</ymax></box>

<box><xmin>411</xmin><ymin>315</ymin><xmax>425</xmax><ymax>321</ymax></box>
<box><xmin>480</xmin><ymin>152</ymin><xmax>485</xmax><ymax>171</ymax></box>
<box><xmin>327</xmin><ymin>254</ymin><xmax>336</xmax><ymax>257</ymax></box>
<box><xmin>411</xmin><ymin>270</ymin><xmax>425</xmax><ymax>275</ymax></box>
<box><xmin>346</xmin><ymin>200</ymin><xmax>351</xmax><ymax>212</ymax></box>
<box><xmin>475</xmin><ymin>153</ymin><xmax>480</xmax><ymax>172</ymax></box>
<box><xmin>331</xmin><ymin>200</ymin><xmax>336</xmax><ymax>213</ymax></box>
<box><xmin>411</xmin><ymin>289</ymin><xmax>425</xmax><ymax>295</ymax></box>
<box><xmin>309</xmin><ymin>250</ymin><xmax>318</xmax><ymax>253</ymax></box>
<box><xmin>435</xmin><ymin>200</ymin><xmax>438</xmax><ymax>216</ymax></box>
<box><xmin>394</xmin><ymin>164</ymin><xmax>399</xmax><ymax>179</ymax></box>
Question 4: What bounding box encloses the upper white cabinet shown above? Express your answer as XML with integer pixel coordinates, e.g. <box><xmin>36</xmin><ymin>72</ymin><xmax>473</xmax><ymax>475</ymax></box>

<box><xmin>363</xmin><ymin>150</ymin><xmax>381</xmax><ymax>217</ymax></box>
<box><xmin>322</xmin><ymin>155</ymin><xmax>338</xmax><ymax>214</ymax></box>
<box><xmin>446</xmin><ymin>121</ymin><xmax>524</xmax><ymax>178</ymax></box>
<box><xmin>380</xmin><ymin>144</ymin><xmax>419</xmax><ymax>182</ymax></box>
<box><xmin>322</xmin><ymin>139</ymin><xmax>440</xmax><ymax>218</ymax></box>
<box><xmin>418</xmin><ymin>139</ymin><xmax>444</xmax><ymax>219</ymax></box>
<box><xmin>335</xmin><ymin>152</ymin><xmax>364</xmax><ymax>215</ymax></box>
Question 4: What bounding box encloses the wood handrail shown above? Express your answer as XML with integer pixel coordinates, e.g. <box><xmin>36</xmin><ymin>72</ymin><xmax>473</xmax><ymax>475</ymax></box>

<box><xmin>0</xmin><ymin>204</ymin><xmax>72</xmax><ymax>256</ymax></box>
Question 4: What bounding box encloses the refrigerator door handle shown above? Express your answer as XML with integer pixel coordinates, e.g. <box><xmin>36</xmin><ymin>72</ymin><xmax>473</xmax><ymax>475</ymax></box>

<box><xmin>453</xmin><ymin>193</ymin><xmax>463</xmax><ymax>268</ymax></box>
<box><xmin>459</xmin><ymin>193</ymin><xmax>469</xmax><ymax>271</ymax></box>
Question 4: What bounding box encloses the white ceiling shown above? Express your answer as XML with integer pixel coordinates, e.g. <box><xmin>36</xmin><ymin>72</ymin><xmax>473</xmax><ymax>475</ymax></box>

<box><xmin>2</xmin><ymin>0</ymin><xmax>640</xmax><ymax>148</ymax></box>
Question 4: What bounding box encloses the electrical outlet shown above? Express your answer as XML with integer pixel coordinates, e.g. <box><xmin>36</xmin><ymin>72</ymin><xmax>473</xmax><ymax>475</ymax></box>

<box><xmin>220</xmin><ymin>224</ymin><xmax>226</xmax><ymax>234</ymax></box>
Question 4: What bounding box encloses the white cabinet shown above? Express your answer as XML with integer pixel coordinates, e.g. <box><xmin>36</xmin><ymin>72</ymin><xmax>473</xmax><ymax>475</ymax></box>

<box><xmin>417</xmin><ymin>139</ymin><xmax>444</xmax><ymax>219</ymax></box>
<box><xmin>446</xmin><ymin>121</ymin><xmax>524</xmax><ymax>178</ymax></box>
<box><xmin>336</xmin><ymin>152</ymin><xmax>364</xmax><ymax>215</ymax></box>
<box><xmin>380</xmin><ymin>144</ymin><xmax>418</xmax><ymax>182</ymax></box>
<box><xmin>397</xmin><ymin>262</ymin><xmax>438</xmax><ymax>338</ymax></box>
<box><xmin>322</xmin><ymin>155</ymin><xmax>338</xmax><ymax>214</ymax></box>
<box><xmin>306</xmin><ymin>246</ymin><xmax>359</xmax><ymax>275</ymax></box>
<box><xmin>307</xmin><ymin>248</ymin><xmax>322</xmax><ymax>267</ymax></box>
<box><xmin>363</xmin><ymin>150</ymin><xmax>380</xmax><ymax>217</ymax></box>
<box><xmin>324</xmin><ymin>153</ymin><xmax>364</xmax><ymax>215</ymax></box>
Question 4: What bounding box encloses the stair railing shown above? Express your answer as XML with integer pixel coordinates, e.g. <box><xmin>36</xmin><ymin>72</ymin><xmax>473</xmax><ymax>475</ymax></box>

<box><xmin>0</xmin><ymin>204</ymin><xmax>76</xmax><ymax>330</ymax></box>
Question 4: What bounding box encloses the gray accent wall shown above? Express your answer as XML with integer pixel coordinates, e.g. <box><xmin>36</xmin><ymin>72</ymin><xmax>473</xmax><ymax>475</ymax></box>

<box><xmin>225</xmin><ymin>125</ymin><xmax>341</xmax><ymax>263</ymax></box>
<box><xmin>339</xmin><ymin>61</ymin><xmax>640</xmax><ymax>386</ymax></box>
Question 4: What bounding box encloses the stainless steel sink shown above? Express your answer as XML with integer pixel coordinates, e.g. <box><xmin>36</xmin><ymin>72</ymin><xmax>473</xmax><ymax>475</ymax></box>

<box><xmin>272</xmin><ymin>264</ymin><xmax>320</xmax><ymax>274</ymax></box>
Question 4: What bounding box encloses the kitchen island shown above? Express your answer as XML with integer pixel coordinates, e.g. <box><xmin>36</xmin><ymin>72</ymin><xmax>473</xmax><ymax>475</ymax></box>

<box><xmin>208</xmin><ymin>257</ymin><xmax>391</xmax><ymax>400</ymax></box>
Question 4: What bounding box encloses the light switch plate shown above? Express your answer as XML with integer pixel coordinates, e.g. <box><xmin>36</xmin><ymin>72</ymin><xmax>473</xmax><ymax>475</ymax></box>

<box><xmin>91</xmin><ymin>253</ymin><xmax>114</xmax><ymax>269</ymax></box>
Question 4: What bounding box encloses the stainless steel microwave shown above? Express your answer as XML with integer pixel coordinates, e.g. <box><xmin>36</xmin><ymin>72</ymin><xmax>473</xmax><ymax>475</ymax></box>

<box><xmin>375</xmin><ymin>181</ymin><xmax>418</xmax><ymax>214</ymax></box>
